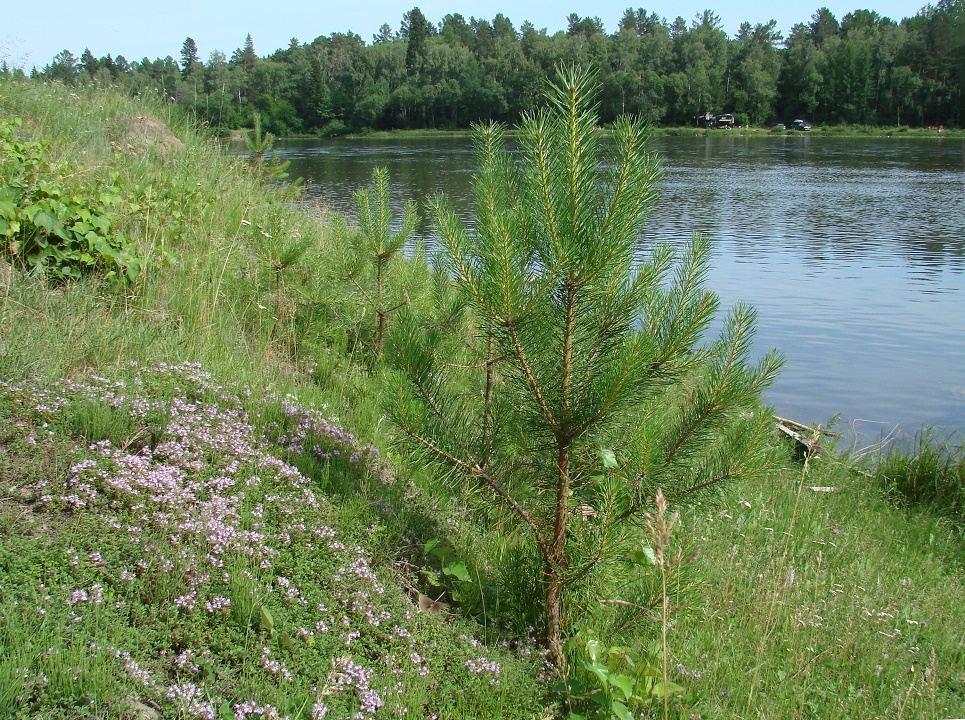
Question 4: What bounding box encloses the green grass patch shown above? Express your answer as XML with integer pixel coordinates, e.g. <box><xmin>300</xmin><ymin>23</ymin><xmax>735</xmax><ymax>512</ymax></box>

<box><xmin>875</xmin><ymin>431</ymin><xmax>965</xmax><ymax>525</ymax></box>
<box><xmin>670</xmin><ymin>453</ymin><xmax>965</xmax><ymax>718</ymax></box>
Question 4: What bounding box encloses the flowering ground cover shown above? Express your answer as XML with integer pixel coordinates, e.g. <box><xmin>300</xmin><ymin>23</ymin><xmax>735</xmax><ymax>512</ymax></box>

<box><xmin>0</xmin><ymin>361</ymin><xmax>544</xmax><ymax>719</ymax></box>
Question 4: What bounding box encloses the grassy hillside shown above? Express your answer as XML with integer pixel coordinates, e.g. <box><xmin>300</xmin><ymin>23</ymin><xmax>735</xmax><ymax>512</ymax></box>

<box><xmin>1</xmin><ymin>78</ymin><xmax>963</xmax><ymax>720</ymax></box>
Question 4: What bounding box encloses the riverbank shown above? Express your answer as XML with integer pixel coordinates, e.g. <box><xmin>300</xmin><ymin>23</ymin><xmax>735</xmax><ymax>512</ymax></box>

<box><xmin>2</xmin><ymin>79</ymin><xmax>964</xmax><ymax>719</ymax></box>
<box><xmin>279</xmin><ymin>124</ymin><xmax>965</xmax><ymax>141</ymax></box>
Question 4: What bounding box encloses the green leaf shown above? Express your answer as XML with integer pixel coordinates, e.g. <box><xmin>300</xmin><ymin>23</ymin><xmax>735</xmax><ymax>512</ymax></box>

<box><xmin>92</xmin><ymin>214</ymin><xmax>111</xmax><ymax>233</ymax></box>
<box><xmin>258</xmin><ymin>605</ymin><xmax>274</xmax><ymax>635</ymax></box>
<box><xmin>585</xmin><ymin>639</ymin><xmax>602</xmax><ymax>663</ymax></box>
<box><xmin>652</xmin><ymin>680</ymin><xmax>684</xmax><ymax>698</ymax></box>
<box><xmin>609</xmin><ymin>700</ymin><xmax>633</xmax><ymax>720</ymax></box>
<box><xmin>32</xmin><ymin>210</ymin><xmax>57</xmax><ymax>233</ymax></box>
<box><xmin>219</xmin><ymin>702</ymin><xmax>234</xmax><ymax>720</ymax></box>
<box><xmin>629</xmin><ymin>547</ymin><xmax>657</xmax><ymax>566</ymax></box>
<box><xmin>583</xmin><ymin>660</ymin><xmax>609</xmax><ymax>688</ymax></box>
<box><xmin>608</xmin><ymin>673</ymin><xmax>635</xmax><ymax>702</ymax></box>
<box><xmin>442</xmin><ymin>561</ymin><xmax>470</xmax><ymax>582</ymax></box>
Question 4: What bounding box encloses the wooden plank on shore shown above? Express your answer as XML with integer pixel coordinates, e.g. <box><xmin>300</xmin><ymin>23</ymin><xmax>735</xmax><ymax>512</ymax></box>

<box><xmin>773</xmin><ymin>415</ymin><xmax>841</xmax><ymax>456</ymax></box>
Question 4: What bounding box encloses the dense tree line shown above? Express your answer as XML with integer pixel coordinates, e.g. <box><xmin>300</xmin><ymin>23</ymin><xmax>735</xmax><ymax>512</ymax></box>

<box><xmin>14</xmin><ymin>3</ymin><xmax>965</xmax><ymax>133</ymax></box>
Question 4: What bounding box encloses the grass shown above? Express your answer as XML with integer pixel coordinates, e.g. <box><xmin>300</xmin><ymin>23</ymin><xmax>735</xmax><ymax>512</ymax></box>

<box><xmin>1</xmin><ymin>77</ymin><xmax>964</xmax><ymax>719</ymax></box>
<box><xmin>670</xmin><ymin>449</ymin><xmax>965</xmax><ymax>719</ymax></box>
<box><xmin>875</xmin><ymin>431</ymin><xmax>965</xmax><ymax>525</ymax></box>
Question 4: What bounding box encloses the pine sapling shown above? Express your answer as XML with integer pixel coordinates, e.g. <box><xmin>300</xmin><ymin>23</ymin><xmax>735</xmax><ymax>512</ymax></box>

<box><xmin>386</xmin><ymin>66</ymin><xmax>783</xmax><ymax>675</ymax></box>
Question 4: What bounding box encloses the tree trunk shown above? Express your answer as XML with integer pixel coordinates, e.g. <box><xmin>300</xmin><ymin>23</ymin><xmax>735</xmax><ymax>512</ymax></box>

<box><xmin>544</xmin><ymin>567</ymin><xmax>566</xmax><ymax>674</ymax></box>
<box><xmin>482</xmin><ymin>330</ymin><xmax>495</xmax><ymax>471</ymax></box>
<box><xmin>375</xmin><ymin>257</ymin><xmax>385</xmax><ymax>358</ymax></box>
<box><xmin>544</xmin><ymin>277</ymin><xmax>576</xmax><ymax>675</ymax></box>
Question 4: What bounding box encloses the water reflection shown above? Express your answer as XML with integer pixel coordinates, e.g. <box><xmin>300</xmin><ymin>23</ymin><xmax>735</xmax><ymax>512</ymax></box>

<box><xmin>273</xmin><ymin>135</ymin><xmax>965</xmax><ymax>435</ymax></box>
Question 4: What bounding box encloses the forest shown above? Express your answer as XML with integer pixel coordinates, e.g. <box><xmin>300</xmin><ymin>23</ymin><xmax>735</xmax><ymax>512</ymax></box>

<box><xmin>11</xmin><ymin>3</ymin><xmax>965</xmax><ymax>134</ymax></box>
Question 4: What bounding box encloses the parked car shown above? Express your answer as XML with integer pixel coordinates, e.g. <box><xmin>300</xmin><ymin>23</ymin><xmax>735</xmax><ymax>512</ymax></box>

<box><xmin>699</xmin><ymin>111</ymin><xmax>736</xmax><ymax>129</ymax></box>
<box><xmin>791</xmin><ymin>119</ymin><xmax>812</xmax><ymax>131</ymax></box>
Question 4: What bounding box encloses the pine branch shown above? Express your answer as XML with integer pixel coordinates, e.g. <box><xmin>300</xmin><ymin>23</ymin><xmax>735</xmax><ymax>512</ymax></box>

<box><xmin>401</xmin><ymin>426</ymin><xmax>554</xmax><ymax>568</ymax></box>
<box><xmin>508</xmin><ymin>324</ymin><xmax>559</xmax><ymax>436</ymax></box>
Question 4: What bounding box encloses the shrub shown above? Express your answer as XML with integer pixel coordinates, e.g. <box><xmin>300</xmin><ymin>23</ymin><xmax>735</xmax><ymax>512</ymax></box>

<box><xmin>0</xmin><ymin>117</ymin><xmax>144</xmax><ymax>282</ymax></box>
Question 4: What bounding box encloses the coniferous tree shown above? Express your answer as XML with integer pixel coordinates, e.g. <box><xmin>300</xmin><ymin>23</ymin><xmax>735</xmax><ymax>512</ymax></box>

<box><xmin>80</xmin><ymin>48</ymin><xmax>98</xmax><ymax>77</ymax></box>
<box><xmin>46</xmin><ymin>50</ymin><xmax>78</xmax><ymax>83</ymax></box>
<box><xmin>810</xmin><ymin>7</ymin><xmax>841</xmax><ymax>46</ymax></box>
<box><xmin>386</xmin><ymin>68</ymin><xmax>783</xmax><ymax>673</ymax></box>
<box><xmin>373</xmin><ymin>23</ymin><xmax>395</xmax><ymax>44</ymax></box>
<box><xmin>30</xmin><ymin>6</ymin><xmax>963</xmax><ymax>130</ymax></box>
<box><xmin>333</xmin><ymin>167</ymin><xmax>419</xmax><ymax>359</ymax></box>
<box><xmin>180</xmin><ymin>37</ymin><xmax>200</xmax><ymax>78</ymax></box>
<box><xmin>403</xmin><ymin>7</ymin><xmax>431</xmax><ymax>74</ymax></box>
<box><xmin>953</xmin><ymin>0</ymin><xmax>965</xmax><ymax>122</ymax></box>
<box><xmin>231</xmin><ymin>33</ymin><xmax>257</xmax><ymax>73</ymax></box>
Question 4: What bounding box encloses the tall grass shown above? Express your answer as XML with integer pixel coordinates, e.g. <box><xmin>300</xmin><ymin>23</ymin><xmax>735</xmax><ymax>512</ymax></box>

<box><xmin>669</xmin><ymin>452</ymin><xmax>965</xmax><ymax>718</ymax></box>
<box><xmin>875</xmin><ymin>430</ymin><xmax>965</xmax><ymax>524</ymax></box>
<box><xmin>0</xmin><ymin>79</ymin><xmax>386</xmax><ymax>432</ymax></box>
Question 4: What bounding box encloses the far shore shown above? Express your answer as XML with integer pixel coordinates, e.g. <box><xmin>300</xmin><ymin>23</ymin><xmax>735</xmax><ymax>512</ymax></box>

<box><xmin>255</xmin><ymin>125</ymin><xmax>964</xmax><ymax>141</ymax></box>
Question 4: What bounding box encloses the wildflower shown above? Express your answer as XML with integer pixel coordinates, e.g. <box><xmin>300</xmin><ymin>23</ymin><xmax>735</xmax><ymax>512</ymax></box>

<box><xmin>261</xmin><ymin>648</ymin><xmax>293</xmax><ymax>682</ymax></box>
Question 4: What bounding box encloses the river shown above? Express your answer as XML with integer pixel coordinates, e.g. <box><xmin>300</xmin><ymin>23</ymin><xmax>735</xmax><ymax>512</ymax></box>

<box><xmin>272</xmin><ymin>134</ymin><xmax>965</xmax><ymax>444</ymax></box>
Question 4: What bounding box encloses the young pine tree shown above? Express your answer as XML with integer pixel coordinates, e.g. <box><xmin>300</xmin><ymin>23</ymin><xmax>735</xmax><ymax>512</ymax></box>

<box><xmin>385</xmin><ymin>68</ymin><xmax>784</xmax><ymax>674</ymax></box>
<box><xmin>243</xmin><ymin>111</ymin><xmax>275</xmax><ymax>163</ymax></box>
<box><xmin>333</xmin><ymin>167</ymin><xmax>419</xmax><ymax>360</ymax></box>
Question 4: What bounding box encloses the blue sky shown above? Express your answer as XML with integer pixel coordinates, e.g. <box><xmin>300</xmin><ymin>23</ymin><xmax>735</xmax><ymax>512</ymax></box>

<box><xmin>3</xmin><ymin>0</ymin><xmax>932</xmax><ymax>70</ymax></box>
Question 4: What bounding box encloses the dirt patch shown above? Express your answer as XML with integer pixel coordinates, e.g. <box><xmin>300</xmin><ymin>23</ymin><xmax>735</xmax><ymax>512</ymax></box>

<box><xmin>123</xmin><ymin>114</ymin><xmax>184</xmax><ymax>157</ymax></box>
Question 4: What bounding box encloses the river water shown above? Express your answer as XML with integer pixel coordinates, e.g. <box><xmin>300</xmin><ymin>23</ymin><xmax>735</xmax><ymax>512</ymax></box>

<box><xmin>273</xmin><ymin>135</ymin><xmax>965</xmax><ymax>443</ymax></box>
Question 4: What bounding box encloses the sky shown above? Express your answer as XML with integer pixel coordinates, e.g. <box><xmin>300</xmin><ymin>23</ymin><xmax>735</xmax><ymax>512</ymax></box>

<box><xmin>3</xmin><ymin>0</ymin><xmax>934</xmax><ymax>71</ymax></box>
